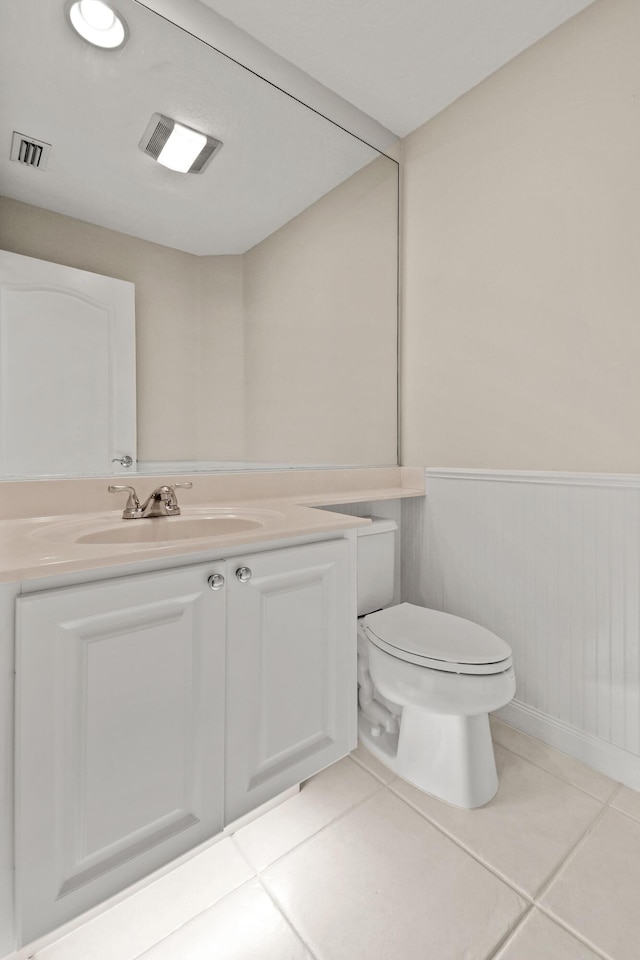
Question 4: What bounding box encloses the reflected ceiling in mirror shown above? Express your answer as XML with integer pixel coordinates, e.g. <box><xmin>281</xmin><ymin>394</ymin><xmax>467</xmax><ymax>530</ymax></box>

<box><xmin>0</xmin><ymin>0</ymin><xmax>398</xmax><ymax>477</ymax></box>
<box><xmin>1</xmin><ymin>0</ymin><xmax>381</xmax><ymax>255</ymax></box>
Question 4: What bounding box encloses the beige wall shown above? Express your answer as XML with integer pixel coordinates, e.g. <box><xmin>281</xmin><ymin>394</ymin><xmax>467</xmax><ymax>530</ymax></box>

<box><xmin>401</xmin><ymin>0</ymin><xmax>640</xmax><ymax>472</ymax></box>
<box><xmin>244</xmin><ymin>156</ymin><xmax>398</xmax><ymax>464</ymax></box>
<box><xmin>196</xmin><ymin>255</ymin><xmax>246</xmax><ymax>461</ymax></box>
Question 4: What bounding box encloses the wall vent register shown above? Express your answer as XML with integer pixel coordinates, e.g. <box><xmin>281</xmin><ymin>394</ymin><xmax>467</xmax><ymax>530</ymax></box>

<box><xmin>10</xmin><ymin>132</ymin><xmax>51</xmax><ymax>170</ymax></box>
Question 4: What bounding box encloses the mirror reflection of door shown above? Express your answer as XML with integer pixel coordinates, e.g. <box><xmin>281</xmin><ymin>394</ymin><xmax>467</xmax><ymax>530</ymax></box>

<box><xmin>0</xmin><ymin>251</ymin><xmax>136</xmax><ymax>478</ymax></box>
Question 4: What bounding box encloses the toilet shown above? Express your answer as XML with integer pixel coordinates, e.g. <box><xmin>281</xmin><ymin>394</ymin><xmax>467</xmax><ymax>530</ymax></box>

<box><xmin>356</xmin><ymin>517</ymin><xmax>516</xmax><ymax>808</ymax></box>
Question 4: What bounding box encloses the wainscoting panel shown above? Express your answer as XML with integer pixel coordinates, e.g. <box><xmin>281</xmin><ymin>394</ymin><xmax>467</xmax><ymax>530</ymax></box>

<box><xmin>401</xmin><ymin>471</ymin><xmax>640</xmax><ymax>787</ymax></box>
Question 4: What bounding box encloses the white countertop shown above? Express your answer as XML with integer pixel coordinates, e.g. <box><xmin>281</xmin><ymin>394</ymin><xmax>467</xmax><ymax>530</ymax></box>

<box><xmin>0</xmin><ymin>468</ymin><xmax>425</xmax><ymax>583</ymax></box>
<box><xmin>0</xmin><ymin>500</ymin><xmax>371</xmax><ymax>583</ymax></box>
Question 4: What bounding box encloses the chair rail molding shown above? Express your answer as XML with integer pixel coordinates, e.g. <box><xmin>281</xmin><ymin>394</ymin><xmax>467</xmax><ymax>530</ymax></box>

<box><xmin>424</xmin><ymin>467</ymin><xmax>640</xmax><ymax>488</ymax></box>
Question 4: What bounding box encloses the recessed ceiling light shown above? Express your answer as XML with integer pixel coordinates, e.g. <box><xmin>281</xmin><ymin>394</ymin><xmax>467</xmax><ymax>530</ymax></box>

<box><xmin>67</xmin><ymin>0</ymin><xmax>128</xmax><ymax>49</ymax></box>
<box><xmin>139</xmin><ymin>114</ymin><xmax>224</xmax><ymax>175</ymax></box>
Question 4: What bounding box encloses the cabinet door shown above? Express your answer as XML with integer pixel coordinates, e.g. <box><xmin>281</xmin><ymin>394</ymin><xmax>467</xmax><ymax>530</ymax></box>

<box><xmin>15</xmin><ymin>562</ymin><xmax>226</xmax><ymax>945</ymax></box>
<box><xmin>225</xmin><ymin>538</ymin><xmax>356</xmax><ymax>822</ymax></box>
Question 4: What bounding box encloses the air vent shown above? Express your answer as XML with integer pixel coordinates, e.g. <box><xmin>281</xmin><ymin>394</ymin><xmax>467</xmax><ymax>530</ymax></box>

<box><xmin>189</xmin><ymin>139</ymin><xmax>220</xmax><ymax>173</ymax></box>
<box><xmin>142</xmin><ymin>116</ymin><xmax>173</xmax><ymax>161</ymax></box>
<box><xmin>10</xmin><ymin>132</ymin><xmax>52</xmax><ymax>170</ymax></box>
<box><xmin>139</xmin><ymin>113</ymin><xmax>223</xmax><ymax>174</ymax></box>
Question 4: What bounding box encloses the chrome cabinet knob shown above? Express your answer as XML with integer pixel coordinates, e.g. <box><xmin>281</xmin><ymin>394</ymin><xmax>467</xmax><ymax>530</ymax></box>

<box><xmin>235</xmin><ymin>566</ymin><xmax>252</xmax><ymax>583</ymax></box>
<box><xmin>112</xmin><ymin>455</ymin><xmax>133</xmax><ymax>467</ymax></box>
<box><xmin>207</xmin><ymin>573</ymin><xmax>225</xmax><ymax>591</ymax></box>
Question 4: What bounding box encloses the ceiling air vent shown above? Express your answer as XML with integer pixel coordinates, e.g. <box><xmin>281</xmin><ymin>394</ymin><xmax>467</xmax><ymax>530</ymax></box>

<box><xmin>142</xmin><ymin>115</ymin><xmax>173</xmax><ymax>161</ymax></box>
<box><xmin>10</xmin><ymin>132</ymin><xmax>52</xmax><ymax>171</ymax></box>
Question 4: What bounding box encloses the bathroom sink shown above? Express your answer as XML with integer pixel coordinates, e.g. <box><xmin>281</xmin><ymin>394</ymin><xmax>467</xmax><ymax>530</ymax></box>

<box><xmin>75</xmin><ymin>515</ymin><xmax>264</xmax><ymax>544</ymax></box>
<box><xmin>32</xmin><ymin>506</ymin><xmax>289</xmax><ymax>548</ymax></box>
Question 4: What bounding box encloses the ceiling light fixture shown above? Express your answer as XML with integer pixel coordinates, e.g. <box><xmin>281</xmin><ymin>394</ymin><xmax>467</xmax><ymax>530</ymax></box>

<box><xmin>139</xmin><ymin>114</ymin><xmax>223</xmax><ymax>174</ymax></box>
<box><xmin>67</xmin><ymin>0</ymin><xmax>128</xmax><ymax>50</ymax></box>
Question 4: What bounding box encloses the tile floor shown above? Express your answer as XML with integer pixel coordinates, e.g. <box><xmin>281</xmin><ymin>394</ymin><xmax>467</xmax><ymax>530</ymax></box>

<box><xmin>34</xmin><ymin>718</ymin><xmax>640</xmax><ymax>960</ymax></box>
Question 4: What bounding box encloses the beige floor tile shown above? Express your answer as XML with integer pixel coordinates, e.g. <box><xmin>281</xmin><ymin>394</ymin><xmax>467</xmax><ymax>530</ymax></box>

<box><xmin>261</xmin><ymin>788</ymin><xmax>526</xmax><ymax>960</ymax></box>
<box><xmin>233</xmin><ymin>756</ymin><xmax>380</xmax><ymax>872</ymax></box>
<box><xmin>495</xmin><ymin>909</ymin><xmax>602</xmax><ymax>959</ymax></box>
<box><xmin>541</xmin><ymin>808</ymin><xmax>640</xmax><ymax>960</ymax></box>
<box><xmin>138</xmin><ymin>880</ymin><xmax>312</xmax><ymax>960</ymax></box>
<box><xmin>36</xmin><ymin>838</ymin><xmax>254</xmax><ymax>960</ymax></box>
<box><xmin>490</xmin><ymin>717</ymin><xmax>618</xmax><ymax>802</ymax></box>
<box><xmin>350</xmin><ymin>740</ymin><xmax>396</xmax><ymax>783</ymax></box>
<box><xmin>610</xmin><ymin>784</ymin><xmax>640</xmax><ymax>823</ymax></box>
<box><xmin>390</xmin><ymin>744</ymin><xmax>602</xmax><ymax>896</ymax></box>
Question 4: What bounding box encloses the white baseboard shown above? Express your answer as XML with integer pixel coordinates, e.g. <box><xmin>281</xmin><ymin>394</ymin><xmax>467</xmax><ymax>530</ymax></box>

<box><xmin>495</xmin><ymin>700</ymin><xmax>640</xmax><ymax>791</ymax></box>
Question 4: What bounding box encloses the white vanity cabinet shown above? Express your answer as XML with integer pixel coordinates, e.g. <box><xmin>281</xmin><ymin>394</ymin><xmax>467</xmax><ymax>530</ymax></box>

<box><xmin>225</xmin><ymin>538</ymin><xmax>354</xmax><ymax>821</ymax></box>
<box><xmin>13</xmin><ymin>535</ymin><xmax>355</xmax><ymax>946</ymax></box>
<box><xmin>15</xmin><ymin>562</ymin><xmax>227</xmax><ymax>945</ymax></box>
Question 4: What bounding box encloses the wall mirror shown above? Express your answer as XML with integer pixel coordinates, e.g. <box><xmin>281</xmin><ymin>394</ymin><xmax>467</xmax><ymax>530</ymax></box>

<box><xmin>0</xmin><ymin>0</ymin><xmax>398</xmax><ymax>479</ymax></box>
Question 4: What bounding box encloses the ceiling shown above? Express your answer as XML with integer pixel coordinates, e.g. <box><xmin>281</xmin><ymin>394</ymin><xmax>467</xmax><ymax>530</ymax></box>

<box><xmin>199</xmin><ymin>0</ymin><xmax>596</xmax><ymax>137</ymax></box>
<box><xmin>0</xmin><ymin>0</ymin><xmax>382</xmax><ymax>255</ymax></box>
<box><xmin>0</xmin><ymin>0</ymin><xmax>596</xmax><ymax>255</ymax></box>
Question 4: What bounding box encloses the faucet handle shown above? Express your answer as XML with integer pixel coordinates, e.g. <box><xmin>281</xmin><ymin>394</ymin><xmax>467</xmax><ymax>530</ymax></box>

<box><xmin>168</xmin><ymin>481</ymin><xmax>193</xmax><ymax>501</ymax></box>
<box><xmin>166</xmin><ymin>481</ymin><xmax>192</xmax><ymax>514</ymax></box>
<box><xmin>108</xmin><ymin>484</ymin><xmax>142</xmax><ymax>519</ymax></box>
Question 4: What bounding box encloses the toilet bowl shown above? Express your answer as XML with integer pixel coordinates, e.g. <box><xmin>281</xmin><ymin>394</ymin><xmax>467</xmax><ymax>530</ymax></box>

<box><xmin>356</xmin><ymin>519</ymin><xmax>515</xmax><ymax>808</ymax></box>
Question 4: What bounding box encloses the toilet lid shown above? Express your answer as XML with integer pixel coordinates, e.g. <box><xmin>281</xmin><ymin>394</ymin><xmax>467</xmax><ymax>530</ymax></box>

<box><xmin>364</xmin><ymin>603</ymin><xmax>512</xmax><ymax>674</ymax></box>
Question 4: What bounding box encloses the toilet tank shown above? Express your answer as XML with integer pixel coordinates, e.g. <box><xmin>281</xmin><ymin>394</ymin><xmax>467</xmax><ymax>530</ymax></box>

<box><xmin>356</xmin><ymin>516</ymin><xmax>397</xmax><ymax>616</ymax></box>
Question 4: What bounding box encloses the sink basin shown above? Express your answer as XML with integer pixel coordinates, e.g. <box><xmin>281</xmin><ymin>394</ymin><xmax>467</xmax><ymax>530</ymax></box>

<box><xmin>75</xmin><ymin>516</ymin><xmax>264</xmax><ymax>544</ymax></box>
<box><xmin>32</xmin><ymin>504</ymin><xmax>291</xmax><ymax>548</ymax></box>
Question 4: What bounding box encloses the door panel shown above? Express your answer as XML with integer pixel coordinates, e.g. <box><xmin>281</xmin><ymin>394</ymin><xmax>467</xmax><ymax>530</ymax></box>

<box><xmin>225</xmin><ymin>539</ymin><xmax>355</xmax><ymax>822</ymax></box>
<box><xmin>15</xmin><ymin>562</ymin><xmax>225</xmax><ymax>945</ymax></box>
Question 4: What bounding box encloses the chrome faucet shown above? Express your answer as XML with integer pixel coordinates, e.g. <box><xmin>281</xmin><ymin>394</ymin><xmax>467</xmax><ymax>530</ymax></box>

<box><xmin>140</xmin><ymin>483</ymin><xmax>193</xmax><ymax>518</ymax></box>
<box><xmin>108</xmin><ymin>482</ymin><xmax>192</xmax><ymax>519</ymax></box>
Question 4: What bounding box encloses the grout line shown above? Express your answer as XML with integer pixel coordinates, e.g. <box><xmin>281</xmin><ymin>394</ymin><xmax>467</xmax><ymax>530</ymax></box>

<box><xmin>483</xmin><ymin>903</ymin><xmax>534</xmax><ymax>960</ymax></box>
<box><xmin>530</xmin><ymin>786</ymin><xmax>635</xmax><ymax>960</ymax></box>
<box><xmin>255</xmin><ymin>875</ymin><xmax>320</xmax><ymax>960</ymax></box>
<box><xmin>229</xmin><ymin>834</ymin><xmax>260</xmax><ymax>874</ymax></box>
<box><xmin>535</xmin><ymin>904</ymin><xmax>610</xmax><ymax>960</ymax></box>
<box><xmin>490</xmin><ymin>734</ymin><xmax>620</xmax><ymax>804</ymax></box>
<box><xmin>130</xmin><ymin>875</ymin><xmax>259</xmax><ymax>960</ymax></box>
<box><xmin>601</xmin><ymin>781</ymin><xmax>625</xmax><ymax>806</ymax></box>
<box><xmin>348</xmin><ymin>750</ymin><xmax>396</xmax><ymax>786</ymax></box>
<box><xmin>231</xmin><ymin>764</ymin><xmax>385</xmax><ymax>876</ymax></box>
<box><xmin>606</xmin><ymin>784</ymin><xmax>640</xmax><ymax>826</ymax></box>
<box><xmin>531</xmin><ymin>787</ymin><xmax>616</xmax><ymax>904</ymax></box>
<box><xmin>250</xmin><ymin>783</ymin><xmax>384</xmax><ymax>875</ymax></box>
<box><xmin>486</xmin><ymin>904</ymin><xmax>610</xmax><ymax>960</ymax></box>
<box><xmin>608</xmin><ymin>802</ymin><xmax>640</xmax><ymax>826</ymax></box>
<box><xmin>386</xmin><ymin>779</ymin><xmax>536</xmax><ymax>902</ymax></box>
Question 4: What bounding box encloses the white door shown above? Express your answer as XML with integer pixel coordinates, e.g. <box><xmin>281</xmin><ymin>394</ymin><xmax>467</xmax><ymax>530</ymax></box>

<box><xmin>225</xmin><ymin>539</ymin><xmax>356</xmax><ymax>823</ymax></box>
<box><xmin>15</xmin><ymin>562</ymin><xmax>226</xmax><ymax>945</ymax></box>
<box><xmin>0</xmin><ymin>250</ymin><xmax>135</xmax><ymax>477</ymax></box>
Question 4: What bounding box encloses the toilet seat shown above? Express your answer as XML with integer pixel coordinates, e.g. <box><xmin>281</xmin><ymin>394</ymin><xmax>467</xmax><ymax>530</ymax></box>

<box><xmin>363</xmin><ymin>602</ymin><xmax>513</xmax><ymax>676</ymax></box>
